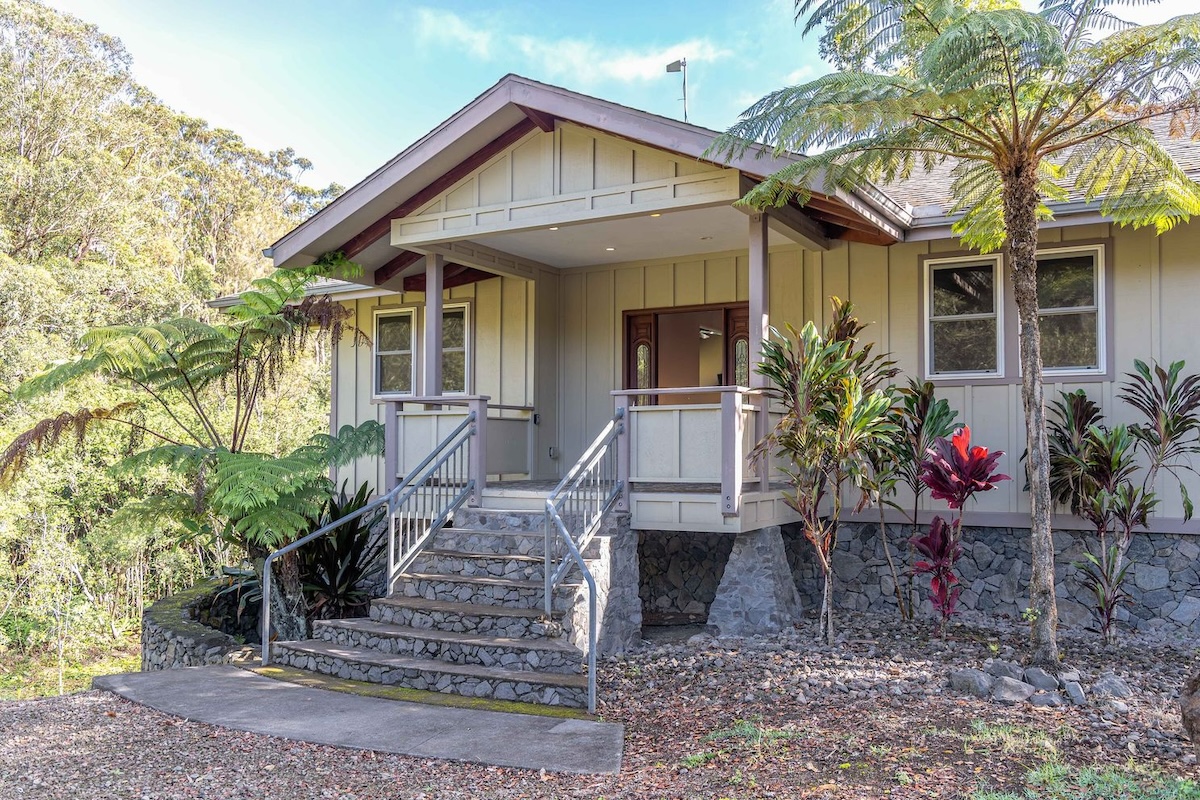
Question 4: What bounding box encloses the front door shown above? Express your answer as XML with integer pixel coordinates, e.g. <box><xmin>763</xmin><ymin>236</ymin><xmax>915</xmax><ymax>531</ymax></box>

<box><xmin>625</xmin><ymin>303</ymin><xmax>750</xmax><ymax>404</ymax></box>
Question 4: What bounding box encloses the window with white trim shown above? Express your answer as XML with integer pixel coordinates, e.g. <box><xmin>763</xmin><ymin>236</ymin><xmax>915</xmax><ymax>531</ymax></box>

<box><xmin>1036</xmin><ymin>247</ymin><xmax>1102</xmax><ymax>373</ymax></box>
<box><xmin>440</xmin><ymin>304</ymin><xmax>470</xmax><ymax>394</ymax></box>
<box><xmin>927</xmin><ymin>258</ymin><xmax>1002</xmax><ymax>376</ymax></box>
<box><xmin>374</xmin><ymin>309</ymin><xmax>415</xmax><ymax>395</ymax></box>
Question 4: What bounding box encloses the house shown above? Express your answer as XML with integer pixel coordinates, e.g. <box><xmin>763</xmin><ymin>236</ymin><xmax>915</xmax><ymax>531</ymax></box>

<box><xmin>262</xmin><ymin>74</ymin><xmax>1200</xmax><ymax>710</ymax></box>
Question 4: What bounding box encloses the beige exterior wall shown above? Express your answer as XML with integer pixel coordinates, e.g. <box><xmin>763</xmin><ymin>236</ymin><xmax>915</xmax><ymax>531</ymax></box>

<box><xmin>330</xmin><ymin>272</ymin><xmax>550</xmax><ymax>490</ymax></box>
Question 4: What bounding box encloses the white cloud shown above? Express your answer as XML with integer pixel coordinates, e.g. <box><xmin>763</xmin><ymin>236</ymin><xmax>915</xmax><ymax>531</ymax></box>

<box><xmin>413</xmin><ymin>8</ymin><xmax>494</xmax><ymax>59</ymax></box>
<box><xmin>784</xmin><ymin>65</ymin><xmax>814</xmax><ymax>84</ymax></box>
<box><xmin>511</xmin><ymin>36</ymin><xmax>732</xmax><ymax>84</ymax></box>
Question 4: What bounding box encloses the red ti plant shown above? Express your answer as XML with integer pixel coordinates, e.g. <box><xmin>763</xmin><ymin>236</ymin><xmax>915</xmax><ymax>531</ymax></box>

<box><xmin>913</xmin><ymin>426</ymin><xmax>1010</xmax><ymax>629</ymax></box>
<box><xmin>911</xmin><ymin>516</ymin><xmax>963</xmax><ymax>632</ymax></box>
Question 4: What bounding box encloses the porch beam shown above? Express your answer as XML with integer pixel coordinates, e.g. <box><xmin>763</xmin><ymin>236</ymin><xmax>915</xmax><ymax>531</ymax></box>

<box><xmin>738</xmin><ymin>175</ymin><xmax>830</xmax><ymax>252</ymax></box>
<box><xmin>374</xmin><ymin>250</ymin><xmax>422</xmax><ymax>286</ymax></box>
<box><xmin>423</xmin><ymin>252</ymin><xmax>444</xmax><ymax>396</ymax></box>
<box><xmin>516</xmin><ymin>104</ymin><xmax>557</xmax><ymax>133</ymax></box>
<box><xmin>415</xmin><ymin>240</ymin><xmax>547</xmax><ymax>282</ymax></box>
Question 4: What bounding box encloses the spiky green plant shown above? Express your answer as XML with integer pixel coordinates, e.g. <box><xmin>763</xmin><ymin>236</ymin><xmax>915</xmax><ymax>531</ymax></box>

<box><xmin>711</xmin><ymin>0</ymin><xmax>1200</xmax><ymax>666</ymax></box>
<box><xmin>753</xmin><ymin>299</ymin><xmax>898</xmax><ymax>644</ymax></box>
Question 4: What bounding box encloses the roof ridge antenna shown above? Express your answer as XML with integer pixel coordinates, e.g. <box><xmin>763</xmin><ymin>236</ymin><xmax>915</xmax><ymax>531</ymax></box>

<box><xmin>666</xmin><ymin>58</ymin><xmax>687</xmax><ymax>123</ymax></box>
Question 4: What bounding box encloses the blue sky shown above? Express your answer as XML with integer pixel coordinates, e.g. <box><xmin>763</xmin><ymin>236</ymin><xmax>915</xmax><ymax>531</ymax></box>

<box><xmin>44</xmin><ymin>0</ymin><xmax>1195</xmax><ymax>190</ymax></box>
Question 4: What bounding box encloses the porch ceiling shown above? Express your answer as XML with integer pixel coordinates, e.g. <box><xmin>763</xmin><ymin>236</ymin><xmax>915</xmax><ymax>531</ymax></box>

<box><xmin>472</xmin><ymin>205</ymin><xmax>791</xmax><ymax>269</ymax></box>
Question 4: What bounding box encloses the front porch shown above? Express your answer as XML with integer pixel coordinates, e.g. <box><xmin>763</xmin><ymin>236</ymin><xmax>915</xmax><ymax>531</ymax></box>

<box><xmin>381</xmin><ymin>386</ymin><xmax>797</xmax><ymax>534</ymax></box>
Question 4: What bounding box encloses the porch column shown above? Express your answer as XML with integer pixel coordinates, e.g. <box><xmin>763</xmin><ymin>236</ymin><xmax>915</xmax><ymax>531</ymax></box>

<box><xmin>423</xmin><ymin>253</ymin><xmax>444</xmax><ymax>396</ymax></box>
<box><xmin>748</xmin><ymin>213</ymin><xmax>771</xmax><ymax>490</ymax></box>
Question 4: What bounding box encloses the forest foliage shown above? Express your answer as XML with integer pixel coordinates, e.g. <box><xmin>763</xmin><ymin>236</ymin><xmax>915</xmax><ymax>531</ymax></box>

<box><xmin>0</xmin><ymin>0</ymin><xmax>343</xmax><ymax>696</ymax></box>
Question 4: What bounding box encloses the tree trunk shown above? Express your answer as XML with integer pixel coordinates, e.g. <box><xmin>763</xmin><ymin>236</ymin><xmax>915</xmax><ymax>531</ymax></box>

<box><xmin>253</xmin><ymin>547</ymin><xmax>307</xmax><ymax>644</ymax></box>
<box><xmin>878</xmin><ymin>508</ymin><xmax>909</xmax><ymax>619</ymax></box>
<box><xmin>1003</xmin><ymin>161</ymin><xmax>1060</xmax><ymax>666</ymax></box>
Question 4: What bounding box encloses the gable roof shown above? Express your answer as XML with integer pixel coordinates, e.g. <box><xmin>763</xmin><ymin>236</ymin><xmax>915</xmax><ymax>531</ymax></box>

<box><xmin>269</xmin><ymin>74</ymin><xmax>909</xmax><ymax>272</ymax></box>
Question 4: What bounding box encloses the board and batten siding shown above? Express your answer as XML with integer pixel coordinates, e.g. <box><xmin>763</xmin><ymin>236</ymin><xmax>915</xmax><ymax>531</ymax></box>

<box><xmin>330</xmin><ymin>273</ymin><xmax>550</xmax><ymax>492</ymax></box>
<box><xmin>553</xmin><ymin>220</ymin><xmax>1200</xmax><ymax>528</ymax></box>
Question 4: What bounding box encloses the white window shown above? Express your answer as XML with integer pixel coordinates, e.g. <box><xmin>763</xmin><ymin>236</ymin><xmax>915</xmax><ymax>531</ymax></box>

<box><xmin>924</xmin><ymin>244</ymin><xmax>1106</xmax><ymax>380</ymax></box>
<box><xmin>374</xmin><ymin>309</ymin><xmax>415</xmax><ymax>396</ymax></box>
<box><xmin>440</xmin><ymin>304</ymin><xmax>470</xmax><ymax>394</ymax></box>
<box><xmin>926</xmin><ymin>257</ymin><xmax>1002</xmax><ymax>376</ymax></box>
<box><xmin>1037</xmin><ymin>247</ymin><xmax>1103</xmax><ymax>374</ymax></box>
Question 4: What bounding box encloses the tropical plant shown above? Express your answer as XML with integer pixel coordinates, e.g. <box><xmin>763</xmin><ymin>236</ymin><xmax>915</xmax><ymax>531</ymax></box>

<box><xmin>0</xmin><ymin>262</ymin><xmax>381</xmax><ymax>640</ymax></box>
<box><xmin>1121</xmin><ymin>359</ymin><xmax>1200</xmax><ymax>517</ymax></box>
<box><xmin>913</xmin><ymin>426</ymin><xmax>1010</xmax><ymax>630</ymax></box>
<box><xmin>300</xmin><ymin>482</ymin><xmax>388</xmax><ymax>621</ymax></box>
<box><xmin>874</xmin><ymin>380</ymin><xmax>959</xmax><ymax>618</ymax></box>
<box><xmin>911</xmin><ymin>516</ymin><xmax>963</xmax><ymax>632</ymax></box>
<box><xmin>709</xmin><ymin>0</ymin><xmax>1200</xmax><ymax>666</ymax></box>
<box><xmin>754</xmin><ymin>298</ymin><xmax>898</xmax><ymax>644</ymax></box>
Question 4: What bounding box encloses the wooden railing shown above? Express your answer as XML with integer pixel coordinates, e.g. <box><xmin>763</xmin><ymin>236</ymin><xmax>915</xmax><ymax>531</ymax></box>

<box><xmin>611</xmin><ymin>386</ymin><xmax>778</xmax><ymax>517</ymax></box>
<box><xmin>383</xmin><ymin>396</ymin><xmax>535</xmax><ymax>504</ymax></box>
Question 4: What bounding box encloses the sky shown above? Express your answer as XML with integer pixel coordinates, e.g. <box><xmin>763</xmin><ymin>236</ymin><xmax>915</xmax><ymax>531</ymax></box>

<box><xmin>43</xmin><ymin>0</ymin><xmax>1198</xmax><ymax>191</ymax></box>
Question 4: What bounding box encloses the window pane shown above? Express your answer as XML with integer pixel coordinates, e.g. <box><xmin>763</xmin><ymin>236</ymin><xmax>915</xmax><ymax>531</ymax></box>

<box><xmin>1038</xmin><ymin>255</ymin><xmax>1095</xmax><ymax>309</ymax></box>
<box><xmin>442</xmin><ymin>309</ymin><xmax>466</xmax><ymax>348</ymax></box>
<box><xmin>378</xmin><ymin>353</ymin><xmax>412</xmax><ymax>393</ymax></box>
<box><xmin>635</xmin><ymin>343</ymin><xmax>651</xmax><ymax>390</ymax></box>
<box><xmin>1040</xmin><ymin>312</ymin><xmax>1098</xmax><ymax>369</ymax></box>
<box><xmin>442</xmin><ymin>351</ymin><xmax>466</xmax><ymax>393</ymax></box>
<box><xmin>734</xmin><ymin>338</ymin><xmax>749</xmax><ymax>386</ymax></box>
<box><xmin>932</xmin><ymin>264</ymin><xmax>994</xmax><ymax>317</ymax></box>
<box><xmin>377</xmin><ymin>315</ymin><xmax>412</xmax><ymax>352</ymax></box>
<box><xmin>932</xmin><ymin>319</ymin><xmax>997</xmax><ymax>373</ymax></box>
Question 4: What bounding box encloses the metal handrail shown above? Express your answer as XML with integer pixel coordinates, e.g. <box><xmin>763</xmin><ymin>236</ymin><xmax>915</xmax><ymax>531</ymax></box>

<box><xmin>260</xmin><ymin>413</ymin><xmax>476</xmax><ymax>666</ymax></box>
<box><xmin>543</xmin><ymin>407</ymin><xmax>625</xmax><ymax>714</ymax></box>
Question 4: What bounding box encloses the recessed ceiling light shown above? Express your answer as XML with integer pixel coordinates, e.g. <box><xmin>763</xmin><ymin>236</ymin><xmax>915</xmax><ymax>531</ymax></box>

<box><xmin>605</xmin><ymin>247</ymin><xmax>615</xmax><ymax>251</ymax></box>
<box><xmin>649</xmin><ymin>213</ymin><xmax>661</xmax><ymax>218</ymax></box>
<box><xmin>548</xmin><ymin>226</ymin><xmax>559</xmax><ymax>231</ymax></box>
<box><xmin>700</xmin><ymin>236</ymin><xmax>713</xmax><ymax>241</ymax></box>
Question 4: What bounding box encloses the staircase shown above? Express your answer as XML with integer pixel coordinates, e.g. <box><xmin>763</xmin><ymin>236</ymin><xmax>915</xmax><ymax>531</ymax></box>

<box><xmin>269</xmin><ymin>509</ymin><xmax>590</xmax><ymax>708</ymax></box>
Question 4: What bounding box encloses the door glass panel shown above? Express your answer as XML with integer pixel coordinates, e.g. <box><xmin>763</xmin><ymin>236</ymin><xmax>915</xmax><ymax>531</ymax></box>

<box><xmin>734</xmin><ymin>338</ymin><xmax>749</xmax><ymax>386</ymax></box>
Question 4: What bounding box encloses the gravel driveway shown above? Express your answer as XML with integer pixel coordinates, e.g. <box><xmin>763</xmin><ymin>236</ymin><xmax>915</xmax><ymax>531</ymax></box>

<box><xmin>3</xmin><ymin>612</ymin><xmax>1198</xmax><ymax>799</ymax></box>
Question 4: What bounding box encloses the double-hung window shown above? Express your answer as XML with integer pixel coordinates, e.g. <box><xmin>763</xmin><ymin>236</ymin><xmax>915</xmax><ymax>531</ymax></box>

<box><xmin>927</xmin><ymin>258</ymin><xmax>1002</xmax><ymax>376</ymax></box>
<box><xmin>374</xmin><ymin>309</ymin><xmax>415</xmax><ymax>395</ymax></box>
<box><xmin>1036</xmin><ymin>248</ymin><xmax>1102</xmax><ymax>373</ymax></box>
<box><xmin>440</xmin><ymin>304</ymin><xmax>470</xmax><ymax>394</ymax></box>
<box><xmin>924</xmin><ymin>244</ymin><xmax>1106</xmax><ymax>380</ymax></box>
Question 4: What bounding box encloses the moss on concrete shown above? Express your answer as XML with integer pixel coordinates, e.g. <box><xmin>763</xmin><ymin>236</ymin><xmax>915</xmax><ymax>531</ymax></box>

<box><xmin>143</xmin><ymin>578</ymin><xmax>239</xmax><ymax>649</ymax></box>
<box><xmin>248</xmin><ymin>664</ymin><xmax>594</xmax><ymax>721</ymax></box>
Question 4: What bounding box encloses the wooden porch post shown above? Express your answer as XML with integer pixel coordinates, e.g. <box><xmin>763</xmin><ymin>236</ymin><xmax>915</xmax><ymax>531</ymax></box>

<box><xmin>384</xmin><ymin>401</ymin><xmax>399</xmax><ymax>490</ymax></box>
<box><xmin>748</xmin><ymin>213</ymin><xmax>771</xmax><ymax>491</ymax></box>
<box><xmin>423</xmin><ymin>253</ymin><xmax>444</xmax><ymax>396</ymax></box>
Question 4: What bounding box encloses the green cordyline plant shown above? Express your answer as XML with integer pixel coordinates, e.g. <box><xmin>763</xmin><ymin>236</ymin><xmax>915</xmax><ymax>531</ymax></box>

<box><xmin>709</xmin><ymin>0</ymin><xmax>1200</xmax><ymax>667</ymax></box>
<box><xmin>1047</xmin><ymin>361</ymin><xmax>1198</xmax><ymax>643</ymax></box>
<box><xmin>753</xmin><ymin>298</ymin><xmax>899</xmax><ymax>645</ymax></box>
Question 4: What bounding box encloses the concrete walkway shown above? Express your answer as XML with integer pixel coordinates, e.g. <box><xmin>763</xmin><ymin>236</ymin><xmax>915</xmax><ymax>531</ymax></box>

<box><xmin>94</xmin><ymin>666</ymin><xmax>623</xmax><ymax>775</ymax></box>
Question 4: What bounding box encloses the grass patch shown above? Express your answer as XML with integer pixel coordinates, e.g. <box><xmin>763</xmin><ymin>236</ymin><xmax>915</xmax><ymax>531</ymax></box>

<box><xmin>680</xmin><ymin>750</ymin><xmax>720</xmax><ymax>769</ymax></box>
<box><xmin>964</xmin><ymin>719</ymin><xmax>1061</xmax><ymax>757</ymax></box>
<box><xmin>249</xmin><ymin>664</ymin><xmax>594</xmax><ymax>721</ymax></box>
<box><xmin>705</xmin><ymin>717</ymin><xmax>801</xmax><ymax>746</ymax></box>
<box><xmin>972</xmin><ymin>762</ymin><xmax>1200</xmax><ymax>799</ymax></box>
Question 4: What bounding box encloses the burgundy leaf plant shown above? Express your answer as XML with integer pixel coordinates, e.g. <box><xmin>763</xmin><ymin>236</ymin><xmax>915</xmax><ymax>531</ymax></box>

<box><xmin>911</xmin><ymin>516</ymin><xmax>963</xmax><ymax>632</ymax></box>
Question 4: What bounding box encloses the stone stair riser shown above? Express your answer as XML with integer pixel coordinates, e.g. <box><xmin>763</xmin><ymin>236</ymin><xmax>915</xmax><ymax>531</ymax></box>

<box><xmin>370</xmin><ymin>602</ymin><xmax>555</xmax><ymax>638</ymax></box>
<box><xmin>401</xmin><ymin>578</ymin><xmax>569</xmax><ymax>609</ymax></box>
<box><xmin>451</xmin><ymin>510</ymin><xmax>547</xmax><ymax>532</ymax></box>
<box><xmin>431</xmin><ymin>529</ymin><xmax>546</xmax><ymax>556</ymax></box>
<box><xmin>313</xmin><ymin>623</ymin><xmax>581</xmax><ymax>673</ymax></box>
<box><xmin>409</xmin><ymin>553</ymin><xmax>546</xmax><ymax>582</ymax></box>
<box><xmin>271</xmin><ymin>644</ymin><xmax>586</xmax><ymax>707</ymax></box>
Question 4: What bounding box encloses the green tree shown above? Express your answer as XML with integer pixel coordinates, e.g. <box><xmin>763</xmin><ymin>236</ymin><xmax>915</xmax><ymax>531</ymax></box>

<box><xmin>711</xmin><ymin>0</ymin><xmax>1200</xmax><ymax>665</ymax></box>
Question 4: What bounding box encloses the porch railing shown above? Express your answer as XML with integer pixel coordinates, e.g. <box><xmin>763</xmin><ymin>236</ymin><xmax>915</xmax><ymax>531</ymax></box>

<box><xmin>544</xmin><ymin>407</ymin><xmax>625</xmax><ymax>715</ymax></box>
<box><xmin>612</xmin><ymin>385</ymin><xmax>774</xmax><ymax>517</ymax></box>
<box><xmin>260</xmin><ymin>412</ymin><xmax>477</xmax><ymax>665</ymax></box>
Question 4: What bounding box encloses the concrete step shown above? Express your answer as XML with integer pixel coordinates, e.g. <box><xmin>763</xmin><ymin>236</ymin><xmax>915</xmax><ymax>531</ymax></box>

<box><xmin>313</xmin><ymin>617</ymin><xmax>581</xmax><ymax>673</ymax></box>
<box><xmin>370</xmin><ymin>596</ymin><xmax>560</xmax><ymax>638</ymax></box>
<box><xmin>398</xmin><ymin>572</ymin><xmax>576</xmax><ymax>609</ymax></box>
<box><xmin>271</xmin><ymin>639</ymin><xmax>587</xmax><ymax>708</ymax></box>
<box><xmin>408</xmin><ymin>549</ymin><xmax>546</xmax><ymax>582</ymax></box>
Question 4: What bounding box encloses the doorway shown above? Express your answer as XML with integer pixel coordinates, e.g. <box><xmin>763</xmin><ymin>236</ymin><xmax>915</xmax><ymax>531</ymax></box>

<box><xmin>625</xmin><ymin>303</ymin><xmax>750</xmax><ymax>404</ymax></box>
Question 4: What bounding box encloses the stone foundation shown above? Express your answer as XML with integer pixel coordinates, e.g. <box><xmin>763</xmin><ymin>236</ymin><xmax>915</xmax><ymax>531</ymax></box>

<box><xmin>141</xmin><ymin>579</ymin><xmax>244</xmax><ymax>671</ymax></box>
<box><xmin>564</xmin><ymin>512</ymin><xmax>642</xmax><ymax>655</ymax></box>
<box><xmin>638</xmin><ymin>531</ymin><xmax>732</xmax><ymax>621</ymax></box>
<box><xmin>786</xmin><ymin>521</ymin><xmax>1200</xmax><ymax>634</ymax></box>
